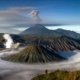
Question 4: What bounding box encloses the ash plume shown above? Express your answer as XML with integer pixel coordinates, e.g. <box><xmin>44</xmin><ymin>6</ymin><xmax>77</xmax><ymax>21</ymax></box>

<box><xmin>29</xmin><ymin>9</ymin><xmax>41</xmax><ymax>24</ymax></box>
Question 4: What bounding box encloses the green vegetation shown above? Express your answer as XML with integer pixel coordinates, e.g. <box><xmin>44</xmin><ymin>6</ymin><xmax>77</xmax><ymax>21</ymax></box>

<box><xmin>32</xmin><ymin>70</ymin><xmax>80</xmax><ymax>80</ymax></box>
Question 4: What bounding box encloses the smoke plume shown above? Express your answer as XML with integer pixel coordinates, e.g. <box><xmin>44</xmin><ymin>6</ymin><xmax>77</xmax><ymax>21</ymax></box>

<box><xmin>29</xmin><ymin>10</ymin><xmax>41</xmax><ymax>24</ymax></box>
<box><xmin>3</xmin><ymin>34</ymin><xmax>14</xmax><ymax>48</ymax></box>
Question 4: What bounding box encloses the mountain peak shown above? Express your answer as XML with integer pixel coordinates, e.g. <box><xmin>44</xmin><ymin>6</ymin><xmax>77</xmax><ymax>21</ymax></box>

<box><xmin>21</xmin><ymin>24</ymin><xmax>49</xmax><ymax>35</ymax></box>
<box><xmin>20</xmin><ymin>24</ymin><xmax>80</xmax><ymax>39</ymax></box>
<box><xmin>30</xmin><ymin>24</ymin><xmax>45</xmax><ymax>27</ymax></box>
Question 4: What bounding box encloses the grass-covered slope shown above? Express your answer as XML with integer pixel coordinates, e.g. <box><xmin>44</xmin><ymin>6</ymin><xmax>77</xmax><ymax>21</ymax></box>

<box><xmin>32</xmin><ymin>70</ymin><xmax>80</xmax><ymax>80</ymax></box>
<box><xmin>2</xmin><ymin>44</ymin><xmax>65</xmax><ymax>63</ymax></box>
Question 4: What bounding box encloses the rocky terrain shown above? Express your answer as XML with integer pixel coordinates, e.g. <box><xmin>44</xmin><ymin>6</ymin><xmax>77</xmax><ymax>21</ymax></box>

<box><xmin>2</xmin><ymin>35</ymin><xmax>80</xmax><ymax>63</ymax></box>
<box><xmin>2</xmin><ymin>44</ymin><xmax>65</xmax><ymax>63</ymax></box>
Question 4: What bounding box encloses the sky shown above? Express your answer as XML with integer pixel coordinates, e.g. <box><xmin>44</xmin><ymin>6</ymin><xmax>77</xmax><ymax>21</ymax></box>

<box><xmin>0</xmin><ymin>0</ymin><xmax>80</xmax><ymax>24</ymax></box>
<box><xmin>46</xmin><ymin>25</ymin><xmax>80</xmax><ymax>33</ymax></box>
<box><xmin>0</xmin><ymin>0</ymin><xmax>80</xmax><ymax>33</ymax></box>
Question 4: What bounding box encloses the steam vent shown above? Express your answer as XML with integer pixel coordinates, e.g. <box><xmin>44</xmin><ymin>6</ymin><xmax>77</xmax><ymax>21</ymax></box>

<box><xmin>2</xmin><ymin>44</ymin><xmax>65</xmax><ymax>63</ymax></box>
<box><xmin>3</xmin><ymin>34</ymin><xmax>14</xmax><ymax>48</ymax></box>
<box><xmin>2</xmin><ymin>34</ymin><xmax>25</xmax><ymax>49</ymax></box>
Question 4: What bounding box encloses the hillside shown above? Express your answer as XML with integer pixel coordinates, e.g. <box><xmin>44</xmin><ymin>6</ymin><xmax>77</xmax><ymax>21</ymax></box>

<box><xmin>55</xmin><ymin>29</ymin><xmax>80</xmax><ymax>39</ymax></box>
<box><xmin>20</xmin><ymin>24</ymin><xmax>61</xmax><ymax>37</ymax></box>
<box><xmin>2</xmin><ymin>44</ymin><xmax>65</xmax><ymax>63</ymax></box>
<box><xmin>0</xmin><ymin>34</ymin><xmax>25</xmax><ymax>47</ymax></box>
<box><xmin>21</xmin><ymin>24</ymin><xmax>80</xmax><ymax>39</ymax></box>
<box><xmin>2</xmin><ymin>35</ymin><xmax>80</xmax><ymax>63</ymax></box>
<box><xmin>25</xmin><ymin>36</ymin><xmax>80</xmax><ymax>52</ymax></box>
<box><xmin>32</xmin><ymin>70</ymin><xmax>80</xmax><ymax>80</ymax></box>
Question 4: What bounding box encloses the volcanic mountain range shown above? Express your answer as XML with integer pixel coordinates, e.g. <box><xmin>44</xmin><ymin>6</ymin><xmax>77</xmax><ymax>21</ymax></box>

<box><xmin>3</xmin><ymin>44</ymin><xmax>65</xmax><ymax>63</ymax></box>
<box><xmin>21</xmin><ymin>24</ymin><xmax>80</xmax><ymax>39</ymax></box>
<box><xmin>1</xmin><ymin>24</ymin><xmax>80</xmax><ymax>63</ymax></box>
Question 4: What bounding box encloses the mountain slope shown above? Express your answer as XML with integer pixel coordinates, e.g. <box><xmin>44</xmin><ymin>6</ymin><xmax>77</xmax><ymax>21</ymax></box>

<box><xmin>10</xmin><ymin>34</ymin><xmax>25</xmax><ymax>43</ymax></box>
<box><xmin>55</xmin><ymin>29</ymin><xmax>80</xmax><ymax>39</ymax></box>
<box><xmin>2</xmin><ymin>44</ymin><xmax>65</xmax><ymax>63</ymax></box>
<box><xmin>2</xmin><ymin>36</ymin><xmax>80</xmax><ymax>63</ymax></box>
<box><xmin>27</xmin><ymin>36</ymin><xmax>80</xmax><ymax>52</ymax></box>
<box><xmin>21</xmin><ymin>24</ymin><xmax>61</xmax><ymax>37</ymax></box>
<box><xmin>0</xmin><ymin>34</ymin><xmax>25</xmax><ymax>48</ymax></box>
<box><xmin>21</xmin><ymin>24</ymin><xmax>80</xmax><ymax>39</ymax></box>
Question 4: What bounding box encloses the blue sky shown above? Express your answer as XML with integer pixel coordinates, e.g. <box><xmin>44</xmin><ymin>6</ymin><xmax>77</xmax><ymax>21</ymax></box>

<box><xmin>0</xmin><ymin>0</ymin><xmax>80</xmax><ymax>24</ymax></box>
<box><xmin>0</xmin><ymin>0</ymin><xmax>79</xmax><ymax>34</ymax></box>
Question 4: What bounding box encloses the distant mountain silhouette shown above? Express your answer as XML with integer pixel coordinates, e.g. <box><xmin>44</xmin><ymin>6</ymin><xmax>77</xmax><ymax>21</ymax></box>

<box><xmin>2</xmin><ymin>44</ymin><xmax>65</xmax><ymax>63</ymax></box>
<box><xmin>21</xmin><ymin>24</ymin><xmax>80</xmax><ymax>39</ymax></box>
<box><xmin>55</xmin><ymin>29</ymin><xmax>80</xmax><ymax>39</ymax></box>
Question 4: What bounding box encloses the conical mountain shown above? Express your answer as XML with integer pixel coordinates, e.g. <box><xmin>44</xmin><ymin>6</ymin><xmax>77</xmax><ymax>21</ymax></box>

<box><xmin>20</xmin><ymin>24</ymin><xmax>61</xmax><ymax>36</ymax></box>
<box><xmin>21</xmin><ymin>24</ymin><xmax>49</xmax><ymax>35</ymax></box>
<box><xmin>20</xmin><ymin>24</ymin><xmax>80</xmax><ymax>39</ymax></box>
<box><xmin>2</xmin><ymin>44</ymin><xmax>65</xmax><ymax>63</ymax></box>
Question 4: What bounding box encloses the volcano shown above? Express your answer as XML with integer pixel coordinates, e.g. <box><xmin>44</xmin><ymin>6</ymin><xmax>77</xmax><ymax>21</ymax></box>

<box><xmin>20</xmin><ymin>24</ymin><xmax>61</xmax><ymax>37</ymax></box>
<box><xmin>21</xmin><ymin>24</ymin><xmax>80</xmax><ymax>39</ymax></box>
<box><xmin>2</xmin><ymin>44</ymin><xmax>65</xmax><ymax>63</ymax></box>
<box><xmin>21</xmin><ymin>24</ymin><xmax>49</xmax><ymax>35</ymax></box>
<box><xmin>25</xmin><ymin>36</ymin><xmax>80</xmax><ymax>52</ymax></box>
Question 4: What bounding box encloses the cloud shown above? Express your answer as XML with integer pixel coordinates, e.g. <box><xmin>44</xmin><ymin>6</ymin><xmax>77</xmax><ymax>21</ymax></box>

<box><xmin>0</xmin><ymin>7</ymin><xmax>40</xmax><ymax>28</ymax></box>
<box><xmin>0</xmin><ymin>27</ymin><xmax>20</xmax><ymax>34</ymax></box>
<box><xmin>0</xmin><ymin>7</ymin><xmax>63</xmax><ymax>29</ymax></box>
<box><xmin>46</xmin><ymin>25</ymin><xmax>80</xmax><ymax>33</ymax></box>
